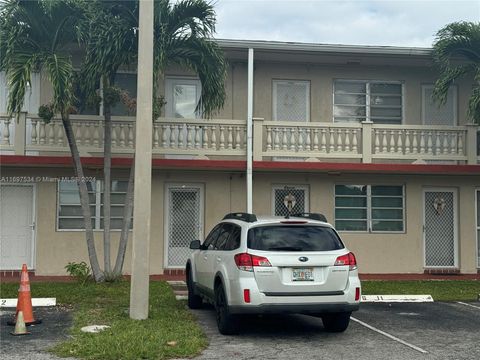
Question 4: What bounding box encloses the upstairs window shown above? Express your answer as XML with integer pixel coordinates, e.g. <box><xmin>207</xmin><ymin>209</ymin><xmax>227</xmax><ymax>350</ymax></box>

<box><xmin>422</xmin><ymin>85</ymin><xmax>457</xmax><ymax>126</ymax></box>
<box><xmin>165</xmin><ymin>78</ymin><xmax>201</xmax><ymax>118</ymax></box>
<box><xmin>334</xmin><ymin>80</ymin><xmax>403</xmax><ymax>124</ymax></box>
<box><xmin>273</xmin><ymin>80</ymin><xmax>310</xmax><ymax>122</ymax></box>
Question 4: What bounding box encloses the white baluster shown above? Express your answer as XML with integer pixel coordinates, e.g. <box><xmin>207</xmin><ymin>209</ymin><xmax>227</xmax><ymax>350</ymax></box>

<box><xmin>93</xmin><ymin>122</ymin><xmax>100</xmax><ymax>147</ymax></box>
<box><xmin>178</xmin><ymin>125</ymin><xmax>185</xmax><ymax>148</ymax></box>
<box><xmin>2</xmin><ymin>118</ymin><xmax>11</xmax><ymax>145</ymax></box>
<box><xmin>404</xmin><ymin>130</ymin><xmax>411</xmax><ymax>154</ymax></box>
<box><xmin>336</xmin><ymin>129</ymin><xmax>343</xmax><ymax>152</ymax></box>
<box><xmin>296</xmin><ymin>128</ymin><xmax>303</xmax><ymax>151</ymax></box>
<box><xmin>320</xmin><ymin>128</ymin><xmax>326</xmax><ymax>152</ymax></box>
<box><xmin>352</xmin><ymin>129</ymin><xmax>358</xmax><ymax>153</ymax></box>
<box><xmin>441</xmin><ymin>132</ymin><xmax>448</xmax><ymax>155</ymax></box>
<box><xmin>187</xmin><ymin>125</ymin><xmax>193</xmax><ymax>148</ymax></box>
<box><xmin>48</xmin><ymin>123</ymin><xmax>56</xmax><ymax>145</ymax></box>
<box><xmin>74</xmin><ymin>122</ymin><xmax>82</xmax><ymax>146</ymax></box>
<box><xmin>305</xmin><ymin>128</ymin><xmax>311</xmax><ymax>151</ymax></box>
<box><xmin>210</xmin><ymin>125</ymin><xmax>217</xmax><ymax>149</ymax></box>
<box><xmin>202</xmin><ymin>126</ymin><xmax>209</xmax><ymax>149</ymax></box>
<box><xmin>31</xmin><ymin>119</ymin><xmax>38</xmax><ymax>145</ymax></box>
<box><xmin>153</xmin><ymin>123</ymin><xmax>159</xmax><ymax>148</ymax></box>
<box><xmin>170</xmin><ymin>124</ymin><xmax>176</xmax><ymax>148</ymax></box>
<box><xmin>450</xmin><ymin>132</ymin><xmax>457</xmax><ymax>155</ymax></box>
<box><xmin>161</xmin><ymin>125</ymin><xmax>168</xmax><ymax>148</ymax></box>
<box><xmin>227</xmin><ymin>126</ymin><xmax>233</xmax><ymax>149</ymax></box>
<box><xmin>282</xmin><ymin>128</ymin><xmax>288</xmax><ymax>150</ymax></box>
<box><xmin>128</xmin><ymin>124</ymin><xmax>134</xmax><ymax>148</ymax></box>
<box><xmin>57</xmin><ymin>122</ymin><xmax>64</xmax><ymax>146</ymax></box>
<box><xmin>235</xmin><ymin>126</ymin><xmax>241</xmax><ymax>149</ymax></box>
<box><xmin>381</xmin><ymin>130</ymin><xmax>388</xmax><ymax>153</ymax></box>
<box><xmin>266</xmin><ymin>127</ymin><xmax>272</xmax><ymax>151</ymax></box>
<box><xmin>389</xmin><ymin>130</ymin><xmax>395</xmax><ymax>153</ymax></box>
<box><xmin>435</xmin><ymin>131</ymin><xmax>441</xmax><ymax>155</ymax></box>
<box><xmin>313</xmin><ymin>128</ymin><xmax>319</xmax><ymax>151</ymax></box>
<box><xmin>396</xmin><ymin>130</ymin><xmax>403</xmax><ymax>154</ymax></box>
<box><xmin>412</xmin><ymin>131</ymin><xmax>418</xmax><ymax>154</ymax></box>
<box><xmin>329</xmin><ymin>128</ymin><xmax>335</xmax><ymax>152</ymax></box>
<box><xmin>457</xmin><ymin>132</ymin><xmax>464</xmax><ymax>155</ymax></box>
<box><xmin>119</xmin><ymin>124</ymin><xmax>125</xmax><ymax>147</ymax></box>
<box><xmin>289</xmin><ymin>128</ymin><xmax>296</xmax><ymax>151</ymax></box>
<box><xmin>374</xmin><ymin>129</ymin><xmax>380</xmax><ymax>154</ymax></box>
<box><xmin>195</xmin><ymin>126</ymin><xmax>201</xmax><ymax>149</ymax></box>
<box><xmin>419</xmin><ymin>131</ymin><xmax>426</xmax><ymax>154</ymax></box>
<box><xmin>427</xmin><ymin>131</ymin><xmax>433</xmax><ymax>154</ymax></box>
<box><xmin>111</xmin><ymin>123</ymin><xmax>118</xmax><ymax>147</ymax></box>
<box><xmin>344</xmin><ymin>129</ymin><xmax>351</xmax><ymax>152</ymax></box>
<box><xmin>274</xmin><ymin>128</ymin><xmax>280</xmax><ymax>150</ymax></box>
<box><xmin>219</xmin><ymin>126</ymin><xmax>225</xmax><ymax>150</ymax></box>
<box><xmin>84</xmin><ymin>123</ymin><xmax>91</xmax><ymax>146</ymax></box>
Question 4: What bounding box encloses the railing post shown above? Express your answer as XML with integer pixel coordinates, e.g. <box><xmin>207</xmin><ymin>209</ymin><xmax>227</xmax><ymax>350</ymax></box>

<box><xmin>466</xmin><ymin>123</ymin><xmax>478</xmax><ymax>165</ymax></box>
<box><xmin>14</xmin><ymin>112</ymin><xmax>27</xmax><ymax>155</ymax></box>
<box><xmin>253</xmin><ymin>117</ymin><xmax>264</xmax><ymax>161</ymax></box>
<box><xmin>361</xmin><ymin>121</ymin><xmax>373</xmax><ymax>163</ymax></box>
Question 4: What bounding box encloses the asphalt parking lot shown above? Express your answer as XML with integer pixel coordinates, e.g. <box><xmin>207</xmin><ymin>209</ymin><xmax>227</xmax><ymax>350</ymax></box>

<box><xmin>185</xmin><ymin>301</ymin><xmax>480</xmax><ymax>360</ymax></box>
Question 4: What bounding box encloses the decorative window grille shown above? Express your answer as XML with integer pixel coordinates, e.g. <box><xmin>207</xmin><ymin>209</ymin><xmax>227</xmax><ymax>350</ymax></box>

<box><xmin>335</xmin><ymin>185</ymin><xmax>404</xmax><ymax>232</ymax></box>
<box><xmin>57</xmin><ymin>180</ymin><xmax>130</xmax><ymax>230</ymax></box>
<box><xmin>273</xmin><ymin>80</ymin><xmax>310</xmax><ymax>122</ymax></box>
<box><xmin>422</xmin><ymin>85</ymin><xmax>456</xmax><ymax>126</ymax></box>
<box><xmin>166</xmin><ymin>185</ymin><xmax>203</xmax><ymax>268</ymax></box>
<box><xmin>272</xmin><ymin>185</ymin><xmax>309</xmax><ymax>216</ymax></box>
<box><xmin>334</xmin><ymin>80</ymin><xmax>402</xmax><ymax>124</ymax></box>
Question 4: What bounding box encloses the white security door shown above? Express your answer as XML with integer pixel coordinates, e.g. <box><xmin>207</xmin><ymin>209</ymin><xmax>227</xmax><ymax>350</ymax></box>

<box><xmin>165</xmin><ymin>184</ymin><xmax>204</xmax><ymax>268</ymax></box>
<box><xmin>423</xmin><ymin>189</ymin><xmax>457</xmax><ymax>268</ymax></box>
<box><xmin>0</xmin><ymin>184</ymin><xmax>35</xmax><ymax>270</ymax></box>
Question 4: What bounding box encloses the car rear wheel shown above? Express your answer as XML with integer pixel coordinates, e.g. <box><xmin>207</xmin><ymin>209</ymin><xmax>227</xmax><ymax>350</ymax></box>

<box><xmin>186</xmin><ymin>269</ymin><xmax>203</xmax><ymax>309</ymax></box>
<box><xmin>322</xmin><ymin>312</ymin><xmax>351</xmax><ymax>332</ymax></box>
<box><xmin>214</xmin><ymin>283</ymin><xmax>239</xmax><ymax>335</ymax></box>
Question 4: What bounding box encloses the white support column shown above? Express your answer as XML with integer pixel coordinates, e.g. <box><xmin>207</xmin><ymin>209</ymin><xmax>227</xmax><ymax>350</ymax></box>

<box><xmin>130</xmin><ymin>0</ymin><xmax>154</xmax><ymax>320</ymax></box>
<box><xmin>14</xmin><ymin>112</ymin><xmax>26</xmax><ymax>155</ymax></box>
<box><xmin>246</xmin><ymin>48</ymin><xmax>254</xmax><ymax>213</ymax></box>
<box><xmin>466</xmin><ymin>123</ymin><xmax>478</xmax><ymax>165</ymax></box>
<box><xmin>361</xmin><ymin>121</ymin><xmax>373</xmax><ymax>163</ymax></box>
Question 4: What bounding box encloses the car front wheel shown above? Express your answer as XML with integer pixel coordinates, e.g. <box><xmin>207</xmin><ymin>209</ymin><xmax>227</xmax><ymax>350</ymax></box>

<box><xmin>214</xmin><ymin>283</ymin><xmax>239</xmax><ymax>335</ymax></box>
<box><xmin>322</xmin><ymin>312</ymin><xmax>351</xmax><ymax>332</ymax></box>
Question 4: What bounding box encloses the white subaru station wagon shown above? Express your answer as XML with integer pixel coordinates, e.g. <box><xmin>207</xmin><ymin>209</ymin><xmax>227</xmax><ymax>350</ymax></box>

<box><xmin>186</xmin><ymin>212</ymin><xmax>361</xmax><ymax>335</ymax></box>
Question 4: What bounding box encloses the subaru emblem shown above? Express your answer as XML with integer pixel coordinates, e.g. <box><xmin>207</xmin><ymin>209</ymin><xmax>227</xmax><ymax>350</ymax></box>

<box><xmin>299</xmin><ymin>256</ymin><xmax>308</xmax><ymax>262</ymax></box>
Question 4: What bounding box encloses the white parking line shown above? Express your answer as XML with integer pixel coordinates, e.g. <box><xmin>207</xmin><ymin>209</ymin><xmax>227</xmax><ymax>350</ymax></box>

<box><xmin>456</xmin><ymin>302</ymin><xmax>480</xmax><ymax>310</ymax></box>
<box><xmin>351</xmin><ymin>317</ymin><xmax>428</xmax><ymax>354</ymax></box>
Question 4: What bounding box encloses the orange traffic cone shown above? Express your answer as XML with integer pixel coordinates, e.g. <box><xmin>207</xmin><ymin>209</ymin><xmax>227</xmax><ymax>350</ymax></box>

<box><xmin>7</xmin><ymin>264</ymin><xmax>42</xmax><ymax>326</ymax></box>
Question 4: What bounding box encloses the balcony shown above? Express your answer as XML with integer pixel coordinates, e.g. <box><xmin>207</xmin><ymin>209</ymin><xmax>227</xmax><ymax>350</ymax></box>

<box><xmin>1</xmin><ymin>113</ymin><xmax>478</xmax><ymax>164</ymax></box>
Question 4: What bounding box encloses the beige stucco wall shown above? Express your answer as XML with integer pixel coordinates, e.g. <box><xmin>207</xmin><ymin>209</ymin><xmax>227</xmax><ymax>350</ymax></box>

<box><xmin>1</xmin><ymin>167</ymin><xmax>478</xmax><ymax>275</ymax></box>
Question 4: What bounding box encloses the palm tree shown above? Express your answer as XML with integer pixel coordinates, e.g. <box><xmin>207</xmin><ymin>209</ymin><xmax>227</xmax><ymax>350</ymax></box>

<box><xmin>432</xmin><ymin>21</ymin><xmax>480</xmax><ymax>124</ymax></box>
<box><xmin>0</xmin><ymin>0</ymin><xmax>104</xmax><ymax>281</ymax></box>
<box><xmin>81</xmin><ymin>0</ymin><xmax>227</xmax><ymax>277</ymax></box>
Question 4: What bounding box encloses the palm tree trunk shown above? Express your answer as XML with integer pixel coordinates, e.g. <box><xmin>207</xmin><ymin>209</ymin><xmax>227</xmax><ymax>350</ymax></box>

<box><xmin>103</xmin><ymin>93</ymin><xmax>112</xmax><ymax>276</ymax></box>
<box><xmin>113</xmin><ymin>162</ymin><xmax>135</xmax><ymax>276</ymax></box>
<box><xmin>62</xmin><ymin>116</ymin><xmax>104</xmax><ymax>282</ymax></box>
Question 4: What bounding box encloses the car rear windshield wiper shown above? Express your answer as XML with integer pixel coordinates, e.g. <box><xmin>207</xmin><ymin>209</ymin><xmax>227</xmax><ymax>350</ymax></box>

<box><xmin>267</xmin><ymin>246</ymin><xmax>304</xmax><ymax>251</ymax></box>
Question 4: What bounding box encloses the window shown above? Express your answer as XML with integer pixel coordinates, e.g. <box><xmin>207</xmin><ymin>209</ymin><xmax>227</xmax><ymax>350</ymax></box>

<box><xmin>165</xmin><ymin>78</ymin><xmax>201</xmax><ymax>118</ymax></box>
<box><xmin>57</xmin><ymin>180</ymin><xmax>130</xmax><ymax>230</ymax></box>
<box><xmin>335</xmin><ymin>185</ymin><xmax>404</xmax><ymax>232</ymax></box>
<box><xmin>248</xmin><ymin>225</ymin><xmax>344</xmax><ymax>251</ymax></box>
<box><xmin>225</xmin><ymin>225</ymin><xmax>241</xmax><ymax>251</ymax></box>
<box><xmin>422</xmin><ymin>85</ymin><xmax>457</xmax><ymax>126</ymax></box>
<box><xmin>272</xmin><ymin>185</ymin><xmax>309</xmax><ymax>216</ymax></box>
<box><xmin>1</xmin><ymin>71</ymin><xmax>40</xmax><ymax>113</ymax></box>
<box><xmin>334</xmin><ymin>80</ymin><xmax>403</xmax><ymax>124</ymax></box>
<box><xmin>203</xmin><ymin>224</ymin><xmax>222</xmax><ymax>249</ymax></box>
<box><xmin>214</xmin><ymin>224</ymin><xmax>233</xmax><ymax>250</ymax></box>
<box><xmin>273</xmin><ymin>80</ymin><xmax>310</xmax><ymax>121</ymax></box>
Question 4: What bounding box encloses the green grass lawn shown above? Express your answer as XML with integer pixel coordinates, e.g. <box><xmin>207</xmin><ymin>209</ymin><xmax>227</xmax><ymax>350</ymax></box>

<box><xmin>362</xmin><ymin>280</ymin><xmax>480</xmax><ymax>301</ymax></box>
<box><xmin>0</xmin><ymin>281</ymin><xmax>207</xmax><ymax>360</ymax></box>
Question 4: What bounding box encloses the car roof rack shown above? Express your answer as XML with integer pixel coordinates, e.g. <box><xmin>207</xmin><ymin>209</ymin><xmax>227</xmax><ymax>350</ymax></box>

<box><xmin>291</xmin><ymin>213</ymin><xmax>328</xmax><ymax>223</ymax></box>
<box><xmin>223</xmin><ymin>212</ymin><xmax>258</xmax><ymax>223</ymax></box>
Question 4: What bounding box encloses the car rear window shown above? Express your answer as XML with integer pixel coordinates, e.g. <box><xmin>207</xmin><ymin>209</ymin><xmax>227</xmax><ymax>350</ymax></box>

<box><xmin>247</xmin><ymin>225</ymin><xmax>344</xmax><ymax>251</ymax></box>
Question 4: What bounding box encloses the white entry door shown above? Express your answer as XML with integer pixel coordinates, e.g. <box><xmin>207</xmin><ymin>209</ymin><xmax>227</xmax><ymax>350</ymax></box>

<box><xmin>0</xmin><ymin>184</ymin><xmax>35</xmax><ymax>270</ymax></box>
<box><xmin>164</xmin><ymin>184</ymin><xmax>204</xmax><ymax>268</ymax></box>
<box><xmin>423</xmin><ymin>188</ymin><xmax>458</xmax><ymax>268</ymax></box>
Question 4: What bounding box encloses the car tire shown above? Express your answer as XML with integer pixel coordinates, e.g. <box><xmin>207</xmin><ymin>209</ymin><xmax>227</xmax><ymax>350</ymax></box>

<box><xmin>322</xmin><ymin>312</ymin><xmax>351</xmax><ymax>332</ymax></box>
<box><xmin>186</xmin><ymin>269</ymin><xmax>203</xmax><ymax>309</ymax></box>
<box><xmin>214</xmin><ymin>283</ymin><xmax>239</xmax><ymax>335</ymax></box>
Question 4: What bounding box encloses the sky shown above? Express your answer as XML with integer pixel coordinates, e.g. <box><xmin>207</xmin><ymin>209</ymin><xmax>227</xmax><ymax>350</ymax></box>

<box><xmin>214</xmin><ymin>0</ymin><xmax>480</xmax><ymax>47</ymax></box>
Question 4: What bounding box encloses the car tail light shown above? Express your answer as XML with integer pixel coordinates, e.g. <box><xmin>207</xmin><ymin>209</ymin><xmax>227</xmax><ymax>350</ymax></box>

<box><xmin>334</xmin><ymin>252</ymin><xmax>357</xmax><ymax>270</ymax></box>
<box><xmin>243</xmin><ymin>289</ymin><xmax>251</xmax><ymax>303</ymax></box>
<box><xmin>355</xmin><ymin>287</ymin><xmax>361</xmax><ymax>301</ymax></box>
<box><xmin>234</xmin><ymin>253</ymin><xmax>271</xmax><ymax>272</ymax></box>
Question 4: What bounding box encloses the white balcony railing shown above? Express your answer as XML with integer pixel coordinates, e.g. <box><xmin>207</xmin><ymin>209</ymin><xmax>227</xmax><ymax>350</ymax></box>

<box><xmin>1</xmin><ymin>113</ymin><xmax>478</xmax><ymax>164</ymax></box>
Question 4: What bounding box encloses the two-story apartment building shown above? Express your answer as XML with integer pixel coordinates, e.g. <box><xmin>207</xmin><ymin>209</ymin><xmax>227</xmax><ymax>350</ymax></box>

<box><xmin>1</xmin><ymin>39</ymin><xmax>479</xmax><ymax>276</ymax></box>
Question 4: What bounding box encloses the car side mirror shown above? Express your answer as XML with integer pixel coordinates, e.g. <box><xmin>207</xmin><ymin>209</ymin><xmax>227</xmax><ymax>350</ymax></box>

<box><xmin>190</xmin><ymin>240</ymin><xmax>201</xmax><ymax>250</ymax></box>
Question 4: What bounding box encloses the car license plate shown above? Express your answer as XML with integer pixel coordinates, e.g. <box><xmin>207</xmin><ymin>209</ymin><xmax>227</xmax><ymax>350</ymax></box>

<box><xmin>292</xmin><ymin>268</ymin><xmax>314</xmax><ymax>281</ymax></box>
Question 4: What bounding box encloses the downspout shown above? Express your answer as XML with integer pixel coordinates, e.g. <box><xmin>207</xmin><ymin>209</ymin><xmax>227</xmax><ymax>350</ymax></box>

<box><xmin>247</xmin><ymin>48</ymin><xmax>254</xmax><ymax>213</ymax></box>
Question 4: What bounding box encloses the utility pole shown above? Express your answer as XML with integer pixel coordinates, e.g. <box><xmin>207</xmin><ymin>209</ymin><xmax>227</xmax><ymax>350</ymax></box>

<box><xmin>130</xmin><ymin>0</ymin><xmax>154</xmax><ymax>320</ymax></box>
